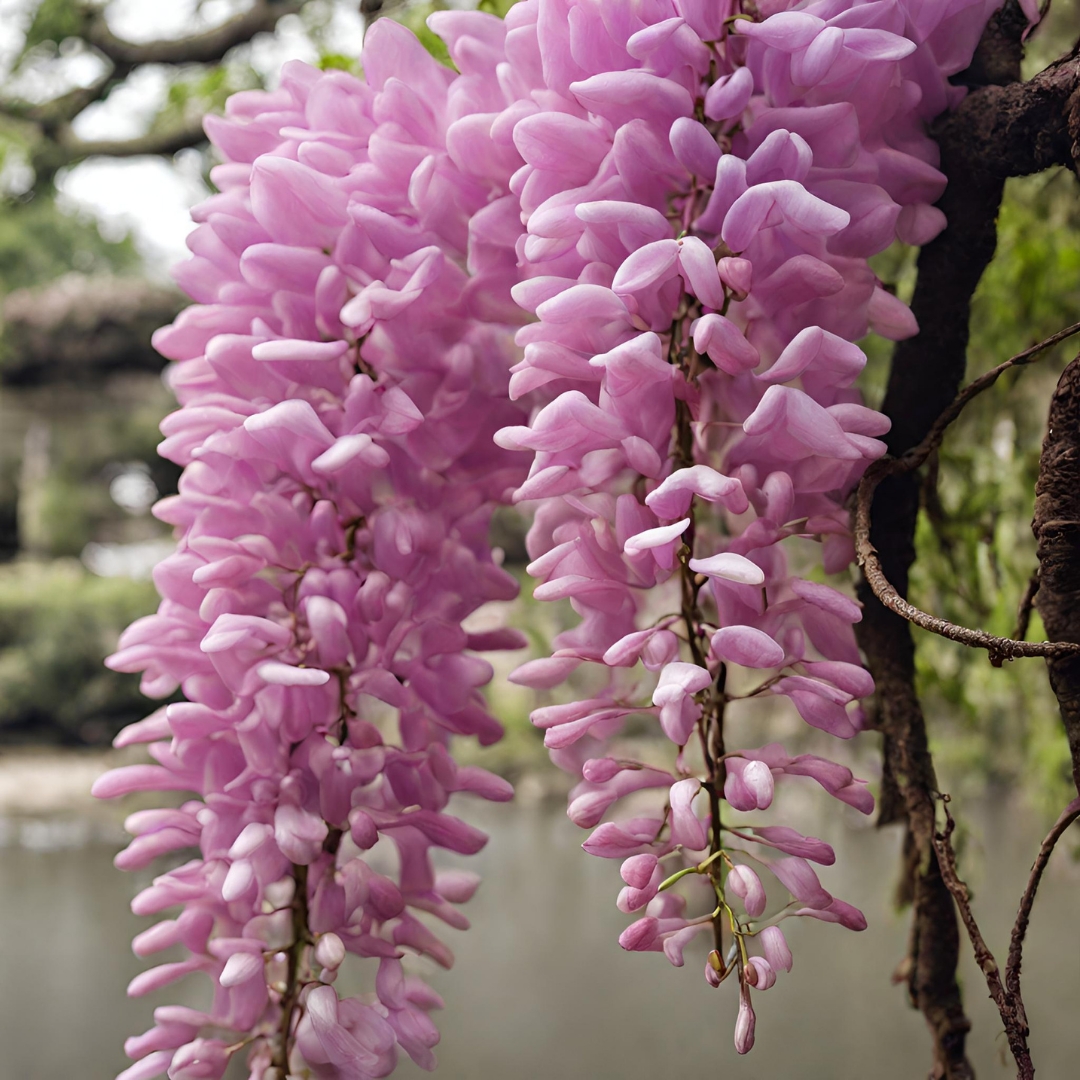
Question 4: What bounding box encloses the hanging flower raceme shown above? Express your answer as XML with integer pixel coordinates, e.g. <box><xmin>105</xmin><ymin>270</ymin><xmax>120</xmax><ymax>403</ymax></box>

<box><xmin>93</xmin><ymin>14</ymin><xmax>531</xmax><ymax>1080</ymax></box>
<box><xmin>87</xmin><ymin>1</ymin><xmax>1028</xmax><ymax>1074</ymax></box>
<box><xmin>494</xmin><ymin>0</ymin><xmax>1000</xmax><ymax>1054</ymax></box>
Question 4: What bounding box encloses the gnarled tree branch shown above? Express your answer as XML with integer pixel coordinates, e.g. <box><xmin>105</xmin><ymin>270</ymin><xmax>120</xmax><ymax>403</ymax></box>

<box><xmin>1033</xmin><ymin>355</ymin><xmax>1080</xmax><ymax>792</ymax></box>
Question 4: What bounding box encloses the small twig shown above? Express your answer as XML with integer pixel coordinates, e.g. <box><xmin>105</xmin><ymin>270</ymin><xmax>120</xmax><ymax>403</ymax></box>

<box><xmin>906</xmin><ymin>321</ymin><xmax>1080</xmax><ymax>470</ymax></box>
<box><xmin>933</xmin><ymin>800</ymin><xmax>1034</xmax><ymax>1080</ymax></box>
<box><xmin>1005</xmin><ymin>796</ymin><xmax>1080</xmax><ymax>997</ymax></box>
<box><xmin>1013</xmin><ymin>570</ymin><xmax>1041</xmax><ymax>642</ymax></box>
<box><xmin>854</xmin><ymin>322</ymin><xmax>1080</xmax><ymax>666</ymax></box>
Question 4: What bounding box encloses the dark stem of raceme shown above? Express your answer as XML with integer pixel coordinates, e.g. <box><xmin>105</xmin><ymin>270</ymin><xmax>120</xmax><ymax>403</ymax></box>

<box><xmin>274</xmin><ymin>861</ymin><xmax>310</xmax><ymax>1070</ymax></box>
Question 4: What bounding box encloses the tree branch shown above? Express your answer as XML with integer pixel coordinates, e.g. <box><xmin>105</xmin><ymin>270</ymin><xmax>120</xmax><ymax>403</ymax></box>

<box><xmin>56</xmin><ymin>117</ymin><xmax>210</xmax><ymax>162</ymax></box>
<box><xmin>81</xmin><ymin>0</ymin><xmax>304</xmax><ymax>68</ymax></box>
<box><xmin>1033</xmin><ymin>354</ymin><xmax>1080</xmax><ymax>791</ymax></box>
<box><xmin>933</xmin><ymin>801</ymin><xmax>1034</xmax><ymax>1080</ymax></box>
<box><xmin>854</xmin><ymin>323</ymin><xmax>1080</xmax><ymax>666</ymax></box>
<box><xmin>1013</xmin><ymin>570</ymin><xmax>1040</xmax><ymax>642</ymax></box>
<box><xmin>1006</xmin><ymin>795</ymin><xmax>1080</xmax><ymax>998</ymax></box>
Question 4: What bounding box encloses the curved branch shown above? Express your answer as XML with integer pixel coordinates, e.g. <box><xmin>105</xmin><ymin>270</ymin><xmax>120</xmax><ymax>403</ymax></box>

<box><xmin>55</xmin><ymin>117</ymin><xmax>209</xmax><ymax>161</ymax></box>
<box><xmin>1006</xmin><ymin>796</ymin><xmax>1080</xmax><ymax>997</ymax></box>
<box><xmin>933</xmin><ymin>802</ymin><xmax>1034</xmax><ymax>1080</ymax></box>
<box><xmin>855</xmin><ymin>483</ymin><xmax>1079</xmax><ymax>665</ymax></box>
<box><xmin>1013</xmin><ymin>570</ymin><xmax>1040</xmax><ymax>642</ymax></box>
<box><xmin>82</xmin><ymin>0</ymin><xmax>304</xmax><ymax>68</ymax></box>
<box><xmin>855</xmin><ymin>325</ymin><xmax>1080</xmax><ymax>665</ymax></box>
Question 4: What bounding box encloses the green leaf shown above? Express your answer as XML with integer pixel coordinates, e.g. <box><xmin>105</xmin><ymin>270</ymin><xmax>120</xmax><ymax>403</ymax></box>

<box><xmin>19</xmin><ymin>0</ymin><xmax>84</xmax><ymax>58</ymax></box>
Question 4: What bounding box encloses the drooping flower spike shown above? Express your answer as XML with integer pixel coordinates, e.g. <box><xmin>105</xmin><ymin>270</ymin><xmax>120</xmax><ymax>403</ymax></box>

<box><xmin>495</xmin><ymin>0</ymin><xmax>1003</xmax><ymax>1055</ymax></box>
<box><xmin>95</xmin><ymin>16</ymin><xmax>533</xmax><ymax>1080</ymax></box>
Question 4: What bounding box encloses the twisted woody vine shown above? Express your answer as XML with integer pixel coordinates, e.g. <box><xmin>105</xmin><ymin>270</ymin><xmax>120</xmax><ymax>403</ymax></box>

<box><xmin>85</xmin><ymin>2</ymin><xmax>1080</xmax><ymax>1078</ymax></box>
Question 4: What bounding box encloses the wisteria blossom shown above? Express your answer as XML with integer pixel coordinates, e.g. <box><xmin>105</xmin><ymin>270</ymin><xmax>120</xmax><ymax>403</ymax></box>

<box><xmin>89</xmin><ymin>0</ymin><xmax>1020</xmax><ymax>1076</ymax></box>
<box><xmin>495</xmin><ymin>0</ymin><xmax>1004</xmax><ymax>1056</ymax></box>
<box><xmin>94</xmin><ymin>16</ymin><xmax>529</xmax><ymax>1080</ymax></box>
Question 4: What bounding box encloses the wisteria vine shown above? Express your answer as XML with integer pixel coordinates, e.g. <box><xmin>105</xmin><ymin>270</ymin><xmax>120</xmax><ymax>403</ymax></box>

<box><xmin>88</xmin><ymin>1</ymin><xmax>1028</xmax><ymax>1078</ymax></box>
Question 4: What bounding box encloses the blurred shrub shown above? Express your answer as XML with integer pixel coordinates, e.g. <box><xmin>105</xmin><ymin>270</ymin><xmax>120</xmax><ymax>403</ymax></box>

<box><xmin>0</xmin><ymin>560</ymin><xmax>164</xmax><ymax>744</ymax></box>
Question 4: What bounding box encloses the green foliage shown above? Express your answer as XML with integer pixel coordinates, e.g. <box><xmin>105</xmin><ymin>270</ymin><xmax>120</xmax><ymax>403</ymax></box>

<box><xmin>317</xmin><ymin>54</ymin><xmax>361</xmax><ymax>74</ymax></box>
<box><xmin>0</xmin><ymin>559</ymin><xmax>163</xmax><ymax>744</ymax></box>
<box><xmin>14</xmin><ymin>381</ymin><xmax>176</xmax><ymax>558</ymax></box>
<box><xmin>395</xmin><ymin>3</ymin><xmax>453</xmax><ymax>68</ymax></box>
<box><xmin>477</xmin><ymin>0</ymin><xmax>519</xmax><ymax>15</ymax></box>
<box><xmin>0</xmin><ymin>194</ymin><xmax>137</xmax><ymax>294</ymax></box>
<box><xmin>17</xmin><ymin>0</ymin><xmax>83</xmax><ymax>62</ymax></box>
<box><xmin>158</xmin><ymin>61</ymin><xmax>263</xmax><ymax>133</ymax></box>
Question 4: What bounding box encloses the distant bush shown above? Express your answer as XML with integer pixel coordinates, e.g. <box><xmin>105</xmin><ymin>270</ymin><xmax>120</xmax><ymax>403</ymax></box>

<box><xmin>0</xmin><ymin>560</ymin><xmax>164</xmax><ymax>744</ymax></box>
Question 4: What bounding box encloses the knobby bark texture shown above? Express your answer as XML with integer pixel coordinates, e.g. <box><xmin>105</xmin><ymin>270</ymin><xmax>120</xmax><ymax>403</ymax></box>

<box><xmin>1033</xmin><ymin>356</ymin><xmax>1080</xmax><ymax>793</ymax></box>
<box><xmin>855</xmin><ymin>6</ymin><xmax>1080</xmax><ymax>1077</ymax></box>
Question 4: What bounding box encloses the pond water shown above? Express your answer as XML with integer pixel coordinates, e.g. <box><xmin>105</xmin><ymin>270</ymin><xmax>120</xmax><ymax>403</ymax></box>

<box><xmin>2</xmin><ymin>797</ymin><xmax>1077</xmax><ymax>1079</ymax></box>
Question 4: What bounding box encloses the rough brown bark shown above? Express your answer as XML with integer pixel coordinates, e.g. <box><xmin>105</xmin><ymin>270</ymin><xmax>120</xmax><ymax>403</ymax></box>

<box><xmin>1033</xmin><ymin>356</ymin><xmax>1080</xmax><ymax>793</ymax></box>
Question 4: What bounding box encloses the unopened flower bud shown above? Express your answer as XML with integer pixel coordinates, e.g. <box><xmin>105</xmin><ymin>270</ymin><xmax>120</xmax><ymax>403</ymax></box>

<box><xmin>734</xmin><ymin>983</ymin><xmax>756</xmax><ymax>1055</ymax></box>
<box><xmin>760</xmin><ymin>925</ymin><xmax>793</xmax><ymax>972</ymax></box>
<box><xmin>315</xmin><ymin>932</ymin><xmax>346</xmax><ymax>971</ymax></box>
<box><xmin>727</xmin><ymin>863</ymin><xmax>767</xmax><ymax>918</ymax></box>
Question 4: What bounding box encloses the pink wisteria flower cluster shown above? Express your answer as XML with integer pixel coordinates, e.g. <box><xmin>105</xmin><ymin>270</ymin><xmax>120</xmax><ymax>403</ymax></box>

<box><xmin>91</xmin><ymin>1</ymin><xmax>1012</xmax><ymax>1077</ymax></box>
<box><xmin>495</xmin><ymin>0</ymin><xmax>1009</xmax><ymax>1056</ymax></box>
<box><xmin>93</xmin><ymin>21</ymin><xmax>528</xmax><ymax>1080</ymax></box>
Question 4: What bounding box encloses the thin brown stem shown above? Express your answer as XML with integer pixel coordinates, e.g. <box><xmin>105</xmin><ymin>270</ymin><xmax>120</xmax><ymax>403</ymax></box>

<box><xmin>933</xmin><ymin>802</ymin><xmax>1034</xmax><ymax>1080</ymax></box>
<box><xmin>1013</xmin><ymin>571</ymin><xmax>1041</xmax><ymax>642</ymax></box>
<box><xmin>1005</xmin><ymin>796</ymin><xmax>1080</xmax><ymax>998</ymax></box>
<box><xmin>273</xmin><ymin>862</ymin><xmax>310</xmax><ymax>1070</ymax></box>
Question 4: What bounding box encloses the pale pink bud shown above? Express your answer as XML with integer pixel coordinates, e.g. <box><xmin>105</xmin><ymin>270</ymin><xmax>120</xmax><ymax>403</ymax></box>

<box><xmin>717</xmin><ymin>257</ymin><xmax>752</xmax><ymax>299</ymax></box>
<box><xmin>621</xmin><ymin>854</ymin><xmax>659</xmax><ymax>889</ymax></box>
<box><xmin>219</xmin><ymin>952</ymin><xmax>262</xmax><ymax>988</ymax></box>
<box><xmin>741</xmin><ymin>760</ymin><xmax>775</xmax><ymax>809</ymax></box>
<box><xmin>583</xmin><ymin>758</ymin><xmax>622</xmax><ymax>783</ymax></box>
<box><xmin>760</xmin><ymin>926</ymin><xmax>793</xmax><ymax>972</ymax></box>
<box><xmin>315</xmin><ymin>932</ymin><xmax>346</xmax><ymax>971</ymax></box>
<box><xmin>727</xmin><ymin>864</ymin><xmax>767</xmax><ymax>917</ymax></box>
<box><xmin>710</xmin><ymin>626</ymin><xmax>785</xmax><ymax>669</ymax></box>
<box><xmin>641</xmin><ymin>630</ymin><xmax>679</xmax><ymax>671</ymax></box>
<box><xmin>668</xmin><ymin>778</ymin><xmax>708</xmax><ymax>850</ymax></box>
<box><xmin>688</xmin><ymin>552</ymin><xmax>765</xmax><ymax>585</ymax></box>
<box><xmin>168</xmin><ymin>1039</ymin><xmax>230</xmax><ymax>1080</ymax></box>
<box><xmin>619</xmin><ymin>916</ymin><xmax>659</xmax><ymax>952</ymax></box>
<box><xmin>734</xmin><ymin>982</ymin><xmax>756</xmax><ymax>1054</ymax></box>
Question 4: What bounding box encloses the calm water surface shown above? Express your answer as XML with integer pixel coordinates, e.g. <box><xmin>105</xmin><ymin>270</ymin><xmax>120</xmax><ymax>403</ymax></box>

<box><xmin>2</xmin><ymin>799</ymin><xmax>1078</xmax><ymax>1079</ymax></box>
